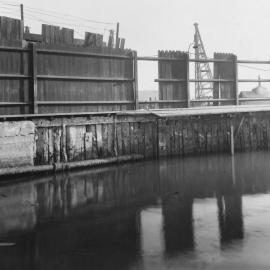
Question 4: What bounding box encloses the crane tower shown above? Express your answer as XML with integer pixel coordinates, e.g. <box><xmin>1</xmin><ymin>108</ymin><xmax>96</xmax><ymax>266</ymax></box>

<box><xmin>193</xmin><ymin>23</ymin><xmax>213</xmax><ymax>99</ymax></box>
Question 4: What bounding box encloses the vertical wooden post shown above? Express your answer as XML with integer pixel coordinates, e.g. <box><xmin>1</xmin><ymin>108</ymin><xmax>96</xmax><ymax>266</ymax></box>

<box><xmin>20</xmin><ymin>4</ymin><xmax>24</xmax><ymax>40</ymax></box>
<box><xmin>231</xmin><ymin>155</ymin><xmax>236</xmax><ymax>185</ymax></box>
<box><xmin>213</xmin><ymin>53</ymin><xmax>236</xmax><ymax>106</ymax></box>
<box><xmin>158</xmin><ymin>50</ymin><xmax>161</xmax><ymax>107</ymax></box>
<box><xmin>108</xmin><ymin>30</ymin><xmax>114</xmax><ymax>48</ymax></box>
<box><xmin>218</xmin><ymin>75</ymin><xmax>221</xmax><ymax>106</ymax></box>
<box><xmin>186</xmin><ymin>53</ymin><xmax>190</xmax><ymax>108</ymax></box>
<box><xmin>234</xmin><ymin>58</ymin><xmax>239</xmax><ymax>105</ymax></box>
<box><xmin>230</xmin><ymin>122</ymin><xmax>234</xmax><ymax>156</ymax></box>
<box><xmin>132</xmin><ymin>51</ymin><xmax>139</xmax><ymax>110</ymax></box>
<box><xmin>30</xmin><ymin>43</ymin><xmax>38</xmax><ymax>114</ymax></box>
<box><xmin>115</xmin><ymin>22</ymin><xmax>120</xmax><ymax>49</ymax></box>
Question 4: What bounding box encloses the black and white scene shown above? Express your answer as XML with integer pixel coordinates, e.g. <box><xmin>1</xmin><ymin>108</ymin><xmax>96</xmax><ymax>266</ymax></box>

<box><xmin>1</xmin><ymin>0</ymin><xmax>270</xmax><ymax>269</ymax></box>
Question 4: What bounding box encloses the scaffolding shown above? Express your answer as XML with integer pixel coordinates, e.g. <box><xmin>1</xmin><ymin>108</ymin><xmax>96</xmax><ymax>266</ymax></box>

<box><xmin>193</xmin><ymin>23</ymin><xmax>213</xmax><ymax>99</ymax></box>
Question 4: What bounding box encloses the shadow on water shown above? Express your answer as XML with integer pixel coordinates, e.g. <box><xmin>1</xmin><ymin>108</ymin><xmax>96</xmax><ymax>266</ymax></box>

<box><xmin>1</xmin><ymin>151</ymin><xmax>270</xmax><ymax>269</ymax></box>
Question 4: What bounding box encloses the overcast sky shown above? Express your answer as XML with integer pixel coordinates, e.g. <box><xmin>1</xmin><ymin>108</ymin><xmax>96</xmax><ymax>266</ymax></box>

<box><xmin>2</xmin><ymin>0</ymin><xmax>270</xmax><ymax>92</ymax></box>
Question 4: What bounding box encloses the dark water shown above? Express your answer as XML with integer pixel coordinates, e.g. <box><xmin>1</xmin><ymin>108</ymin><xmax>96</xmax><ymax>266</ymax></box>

<box><xmin>2</xmin><ymin>152</ymin><xmax>270</xmax><ymax>269</ymax></box>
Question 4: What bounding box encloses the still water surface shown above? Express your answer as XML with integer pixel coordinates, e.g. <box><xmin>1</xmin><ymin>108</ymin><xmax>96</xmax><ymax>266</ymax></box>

<box><xmin>1</xmin><ymin>152</ymin><xmax>270</xmax><ymax>269</ymax></box>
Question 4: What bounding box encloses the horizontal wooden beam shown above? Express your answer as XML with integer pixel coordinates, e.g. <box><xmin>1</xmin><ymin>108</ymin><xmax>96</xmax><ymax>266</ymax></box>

<box><xmin>137</xmin><ymin>56</ymin><xmax>186</xmax><ymax>61</ymax></box>
<box><xmin>137</xmin><ymin>57</ymin><xmax>231</xmax><ymax>63</ymax></box>
<box><xmin>138</xmin><ymin>57</ymin><xmax>270</xmax><ymax>64</ymax></box>
<box><xmin>189</xmin><ymin>58</ymin><xmax>232</xmax><ymax>63</ymax></box>
<box><xmin>38</xmin><ymin>101</ymin><xmax>135</xmax><ymax>105</ymax></box>
<box><xmin>0</xmin><ymin>111</ymin><xmax>151</xmax><ymax>121</ymax></box>
<box><xmin>238</xmin><ymin>79</ymin><xmax>270</xmax><ymax>82</ymax></box>
<box><xmin>190</xmin><ymin>79</ymin><xmax>234</xmax><ymax>82</ymax></box>
<box><xmin>239</xmin><ymin>98</ymin><xmax>270</xmax><ymax>101</ymax></box>
<box><xmin>0</xmin><ymin>74</ymin><xmax>30</xmax><ymax>79</ymax></box>
<box><xmin>3</xmin><ymin>105</ymin><xmax>270</xmax><ymax>121</ymax></box>
<box><xmin>155</xmin><ymin>79</ymin><xmax>234</xmax><ymax>83</ymax></box>
<box><xmin>37</xmin><ymin>48</ymin><xmax>132</xmax><ymax>59</ymax></box>
<box><xmin>37</xmin><ymin>75</ymin><xmax>134</xmax><ymax>82</ymax></box>
<box><xmin>238</xmin><ymin>60</ymin><xmax>270</xmax><ymax>64</ymax></box>
<box><xmin>0</xmin><ymin>46</ymin><xmax>29</xmax><ymax>52</ymax></box>
<box><xmin>0</xmin><ymin>102</ymin><xmax>29</xmax><ymax>106</ymax></box>
<box><xmin>154</xmin><ymin>79</ymin><xmax>186</xmax><ymax>82</ymax></box>
<box><xmin>191</xmin><ymin>99</ymin><xmax>235</xmax><ymax>102</ymax></box>
<box><xmin>139</xmin><ymin>100</ymin><xmax>186</xmax><ymax>104</ymax></box>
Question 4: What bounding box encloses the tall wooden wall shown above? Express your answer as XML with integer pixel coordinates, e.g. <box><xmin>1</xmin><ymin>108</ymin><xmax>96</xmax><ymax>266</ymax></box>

<box><xmin>0</xmin><ymin>17</ymin><xmax>29</xmax><ymax>115</ymax></box>
<box><xmin>0</xmin><ymin>16</ymin><xmax>22</xmax><ymax>46</ymax></box>
<box><xmin>0</xmin><ymin>16</ymin><xmax>133</xmax><ymax>115</ymax></box>
<box><xmin>36</xmin><ymin>45</ymin><xmax>134</xmax><ymax>113</ymax></box>
<box><xmin>158</xmin><ymin>51</ymin><xmax>189</xmax><ymax>108</ymax></box>
<box><xmin>213</xmin><ymin>53</ymin><xmax>237</xmax><ymax>105</ymax></box>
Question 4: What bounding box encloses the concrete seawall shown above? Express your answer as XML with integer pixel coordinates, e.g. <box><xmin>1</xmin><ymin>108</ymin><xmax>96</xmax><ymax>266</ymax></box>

<box><xmin>2</xmin><ymin>106</ymin><xmax>270</xmax><ymax>176</ymax></box>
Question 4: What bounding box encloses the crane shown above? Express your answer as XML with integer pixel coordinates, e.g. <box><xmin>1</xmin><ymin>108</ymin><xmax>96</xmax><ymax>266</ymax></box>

<box><xmin>193</xmin><ymin>23</ymin><xmax>213</xmax><ymax>99</ymax></box>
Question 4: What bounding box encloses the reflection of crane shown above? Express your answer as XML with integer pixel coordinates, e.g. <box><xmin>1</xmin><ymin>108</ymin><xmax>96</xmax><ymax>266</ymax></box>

<box><xmin>193</xmin><ymin>23</ymin><xmax>213</xmax><ymax>99</ymax></box>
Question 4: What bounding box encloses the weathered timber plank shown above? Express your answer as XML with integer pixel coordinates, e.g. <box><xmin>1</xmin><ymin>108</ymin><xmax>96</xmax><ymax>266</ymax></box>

<box><xmin>101</xmin><ymin>123</ymin><xmax>108</xmax><ymax>157</ymax></box>
<box><xmin>53</xmin><ymin>127</ymin><xmax>62</xmax><ymax>163</ymax></box>
<box><xmin>116</xmin><ymin>123</ymin><xmax>123</xmax><ymax>156</ymax></box>
<box><xmin>85</xmin><ymin>125</ymin><xmax>93</xmax><ymax>160</ymax></box>
<box><xmin>35</xmin><ymin>127</ymin><xmax>49</xmax><ymax>165</ymax></box>
<box><xmin>66</xmin><ymin>126</ymin><xmax>86</xmax><ymax>161</ymax></box>
<box><xmin>107</xmin><ymin>123</ymin><xmax>114</xmax><ymax>157</ymax></box>
<box><xmin>121</xmin><ymin>122</ymin><xmax>130</xmax><ymax>155</ymax></box>
<box><xmin>138</xmin><ymin>122</ymin><xmax>145</xmax><ymax>156</ymax></box>
<box><xmin>90</xmin><ymin>125</ymin><xmax>98</xmax><ymax>159</ymax></box>
<box><xmin>96</xmin><ymin>124</ymin><xmax>103</xmax><ymax>157</ymax></box>
<box><xmin>48</xmin><ymin>128</ymin><xmax>54</xmax><ymax>164</ymax></box>
<box><xmin>144</xmin><ymin>122</ymin><xmax>153</xmax><ymax>158</ymax></box>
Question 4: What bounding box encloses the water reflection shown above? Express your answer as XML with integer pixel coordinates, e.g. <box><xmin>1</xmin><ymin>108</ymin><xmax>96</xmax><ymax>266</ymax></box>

<box><xmin>2</xmin><ymin>152</ymin><xmax>270</xmax><ymax>269</ymax></box>
<box><xmin>216</xmin><ymin>156</ymin><xmax>244</xmax><ymax>244</ymax></box>
<box><xmin>217</xmin><ymin>193</ymin><xmax>244</xmax><ymax>244</ymax></box>
<box><xmin>162</xmin><ymin>193</ymin><xmax>194</xmax><ymax>255</ymax></box>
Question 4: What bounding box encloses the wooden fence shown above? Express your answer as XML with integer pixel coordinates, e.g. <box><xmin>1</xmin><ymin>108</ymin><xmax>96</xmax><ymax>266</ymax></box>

<box><xmin>0</xmin><ymin>15</ymin><xmax>135</xmax><ymax>115</ymax></box>
<box><xmin>1</xmin><ymin>16</ymin><xmax>270</xmax><ymax>115</ymax></box>
<box><xmin>0</xmin><ymin>44</ymin><xmax>137</xmax><ymax>115</ymax></box>
<box><xmin>138</xmin><ymin>53</ymin><xmax>270</xmax><ymax>109</ymax></box>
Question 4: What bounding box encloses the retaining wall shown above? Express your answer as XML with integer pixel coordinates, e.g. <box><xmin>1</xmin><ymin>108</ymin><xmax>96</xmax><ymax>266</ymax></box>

<box><xmin>1</xmin><ymin>111</ymin><xmax>270</xmax><ymax>175</ymax></box>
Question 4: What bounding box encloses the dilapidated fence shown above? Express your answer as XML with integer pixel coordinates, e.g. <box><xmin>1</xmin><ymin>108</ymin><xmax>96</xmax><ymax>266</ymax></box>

<box><xmin>0</xmin><ymin>16</ymin><xmax>136</xmax><ymax>115</ymax></box>
<box><xmin>1</xmin><ymin>16</ymin><xmax>270</xmax><ymax>115</ymax></box>
<box><xmin>0</xmin><ymin>44</ymin><xmax>135</xmax><ymax>114</ymax></box>
<box><xmin>138</xmin><ymin>52</ymin><xmax>270</xmax><ymax>109</ymax></box>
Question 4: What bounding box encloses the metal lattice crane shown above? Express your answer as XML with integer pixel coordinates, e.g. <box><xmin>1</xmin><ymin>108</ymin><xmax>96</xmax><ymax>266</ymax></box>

<box><xmin>193</xmin><ymin>23</ymin><xmax>213</xmax><ymax>99</ymax></box>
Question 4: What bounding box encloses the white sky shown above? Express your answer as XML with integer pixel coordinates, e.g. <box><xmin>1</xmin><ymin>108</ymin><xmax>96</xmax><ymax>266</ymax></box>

<box><xmin>2</xmin><ymin>0</ymin><xmax>270</xmax><ymax>93</ymax></box>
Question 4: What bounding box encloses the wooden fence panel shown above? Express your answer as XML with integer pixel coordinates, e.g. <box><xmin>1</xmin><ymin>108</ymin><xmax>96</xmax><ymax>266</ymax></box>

<box><xmin>0</xmin><ymin>49</ymin><xmax>30</xmax><ymax>115</ymax></box>
<box><xmin>158</xmin><ymin>51</ymin><xmax>188</xmax><ymax>108</ymax></box>
<box><xmin>0</xmin><ymin>16</ymin><xmax>29</xmax><ymax>115</ymax></box>
<box><xmin>42</xmin><ymin>25</ymin><xmax>74</xmax><ymax>45</ymax></box>
<box><xmin>0</xmin><ymin>44</ymin><xmax>135</xmax><ymax>115</ymax></box>
<box><xmin>0</xmin><ymin>16</ymin><xmax>135</xmax><ymax>115</ymax></box>
<box><xmin>213</xmin><ymin>53</ymin><xmax>237</xmax><ymax>106</ymax></box>
<box><xmin>36</xmin><ymin>45</ymin><xmax>134</xmax><ymax>113</ymax></box>
<box><xmin>0</xmin><ymin>16</ymin><xmax>22</xmax><ymax>45</ymax></box>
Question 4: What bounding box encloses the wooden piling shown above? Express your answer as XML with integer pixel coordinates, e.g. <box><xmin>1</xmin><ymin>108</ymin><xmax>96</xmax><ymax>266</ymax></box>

<box><xmin>230</xmin><ymin>123</ymin><xmax>234</xmax><ymax>156</ymax></box>
<box><xmin>30</xmin><ymin>43</ymin><xmax>38</xmax><ymax>114</ymax></box>
<box><xmin>132</xmin><ymin>51</ymin><xmax>139</xmax><ymax>110</ymax></box>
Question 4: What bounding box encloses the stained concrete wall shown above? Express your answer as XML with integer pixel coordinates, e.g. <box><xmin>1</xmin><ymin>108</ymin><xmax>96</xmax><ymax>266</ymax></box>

<box><xmin>0</xmin><ymin>121</ymin><xmax>35</xmax><ymax>168</ymax></box>
<box><xmin>1</xmin><ymin>112</ymin><xmax>270</xmax><ymax>172</ymax></box>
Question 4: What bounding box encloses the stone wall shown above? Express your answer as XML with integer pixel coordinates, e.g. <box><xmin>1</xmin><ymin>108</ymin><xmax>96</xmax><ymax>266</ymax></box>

<box><xmin>0</xmin><ymin>121</ymin><xmax>35</xmax><ymax>168</ymax></box>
